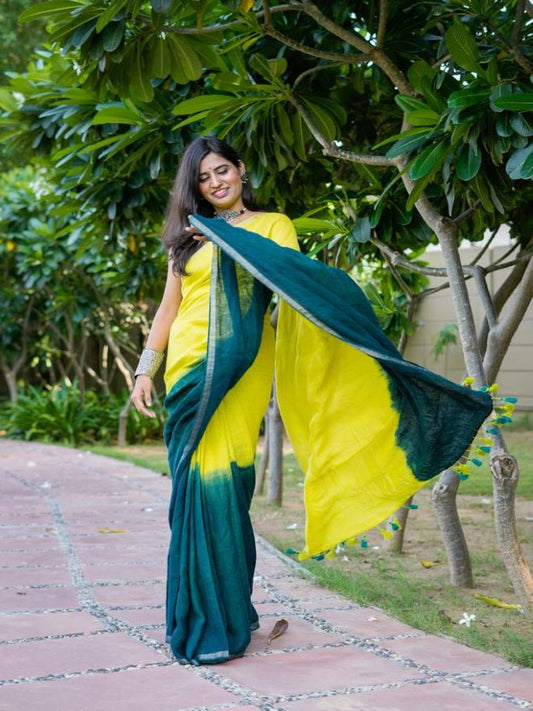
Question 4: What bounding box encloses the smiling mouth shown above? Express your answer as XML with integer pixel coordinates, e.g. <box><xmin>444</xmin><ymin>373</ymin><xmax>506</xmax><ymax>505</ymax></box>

<box><xmin>212</xmin><ymin>188</ymin><xmax>229</xmax><ymax>198</ymax></box>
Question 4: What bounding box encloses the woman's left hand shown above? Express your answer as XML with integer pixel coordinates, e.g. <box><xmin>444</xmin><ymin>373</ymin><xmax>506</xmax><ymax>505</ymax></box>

<box><xmin>185</xmin><ymin>225</ymin><xmax>207</xmax><ymax>242</ymax></box>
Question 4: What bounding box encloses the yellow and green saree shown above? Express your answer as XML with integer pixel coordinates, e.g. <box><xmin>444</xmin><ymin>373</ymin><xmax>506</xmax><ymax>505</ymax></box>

<box><xmin>164</xmin><ymin>213</ymin><xmax>492</xmax><ymax>665</ymax></box>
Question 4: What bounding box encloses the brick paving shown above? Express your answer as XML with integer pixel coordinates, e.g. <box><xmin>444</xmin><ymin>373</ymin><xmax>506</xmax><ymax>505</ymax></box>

<box><xmin>0</xmin><ymin>439</ymin><xmax>532</xmax><ymax>711</ymax></box>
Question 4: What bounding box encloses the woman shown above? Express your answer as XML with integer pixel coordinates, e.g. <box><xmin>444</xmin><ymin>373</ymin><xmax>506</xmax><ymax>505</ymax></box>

<box><xmin>131</xmin><ymin>136</ymin><xmax>299</xmax><ymax>665</ymax></box>
<box><xmin>132</xmin><ymin>136</ymin><xmax>493</xmax><ymax>665</ymax></box>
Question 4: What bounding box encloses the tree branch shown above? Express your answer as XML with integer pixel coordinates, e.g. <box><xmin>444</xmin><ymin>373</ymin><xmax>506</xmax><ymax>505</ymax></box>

<box><xmin>509</xmin><ymin>0</ymin><xmax>533</xmax><ymax>74</ymax></box>
<box><xmin>293</xmin><ymin>62</ymin><xmax>344</xmax><ymax>89</ymax></box>
<box><xmin>286</xmin><ymin>93</ymin><xmax>393</xmax><ymax>165</ymax></box>
<box><xmin>472</xmin><ymin>265</ymin><xmax>498</xmax><ymax>329</ymax></box>
<box><xmin>377</xmin><ymin>0</ymin><xmax>389</xmax><ymax>48</ymax></box>
<box><xmin>478</xmin><ymin>257</ymin><xmax>529</xmax><ymax>356</ymax></box>
<box><xmin>484</xmin><ymin>257</ymin><xmax>533</xmax><ymax>383</ymax></box>
<box><xmin>300</xmin><ymin>0</ymin><xmax>413</xmax><ymax>94</ymax></box>
<box><xmin>261</xmin><ymin>1</ymin><xmax>369</xmax><ymax>64</ymax></box>
<box><xmin>468</xmin><ymin>228</ymin><xmax>499</xmax><ymax>266</ymax></box>
<box><xmin>370</xmin><ymin>236</ymin><xmax>449</xmax><ymax>277</ymax></box>
<box><xmin>453</xmin><ymin>199</ymin><xmax>482</xmax><ymax>225</ymax></box>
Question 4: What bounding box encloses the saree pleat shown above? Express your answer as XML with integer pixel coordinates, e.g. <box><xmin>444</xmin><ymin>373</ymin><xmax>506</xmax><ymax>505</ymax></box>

<box><xmin>164</xmin><ymin>239</ymin><xmax>274</xmax><ymax>664</ymax></box>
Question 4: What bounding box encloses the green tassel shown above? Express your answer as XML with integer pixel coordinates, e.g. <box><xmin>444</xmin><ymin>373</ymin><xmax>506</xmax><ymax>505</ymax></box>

<box><xmin>471</xmin><ymin>458</ymin><xmax>483</xmax><ymax>467</ymax></box>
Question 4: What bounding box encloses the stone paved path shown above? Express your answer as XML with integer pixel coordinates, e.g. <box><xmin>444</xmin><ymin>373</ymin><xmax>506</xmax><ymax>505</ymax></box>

<box><xmin>1</xmin><ymin>440</ymin><xmax>532</xmax><ymax>711</ymax></box>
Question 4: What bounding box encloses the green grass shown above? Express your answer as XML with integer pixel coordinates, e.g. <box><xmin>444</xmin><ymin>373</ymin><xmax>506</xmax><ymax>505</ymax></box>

<box><xmin>460</xmin><ymin>425</ymin><xmax>533</xmax><ymax>497</ymax></box>
<box><xmin>302</xmin><ymin>557</ymin><xmax>533</xmax><ymax>667</ymax></box>
<box><xmin>84</xmin><ymin>443</ymin><xmax>170</xmax><ymax>475</ymax></box>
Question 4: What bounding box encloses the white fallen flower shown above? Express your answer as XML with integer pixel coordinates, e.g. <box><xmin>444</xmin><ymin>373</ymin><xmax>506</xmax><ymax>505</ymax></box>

<box><xmin>459</xmin><ymin>612</ymin><xmax>476</xmax><ymax>627</ymax></box>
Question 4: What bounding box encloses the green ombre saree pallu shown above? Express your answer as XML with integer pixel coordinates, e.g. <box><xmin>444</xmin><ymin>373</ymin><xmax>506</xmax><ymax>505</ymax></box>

<box><xmin>164</xmin><ymin>214</ymin><xmax>493</xmax><ymax>665</ymax></box>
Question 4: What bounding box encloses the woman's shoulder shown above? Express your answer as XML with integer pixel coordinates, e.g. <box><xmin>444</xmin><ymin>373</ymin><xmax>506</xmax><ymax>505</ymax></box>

<box><xmin>245</xmin><ymin>212</ymin><xmax>298</xmax><ymax>250</ymax></box>
<box><xmin>244</xmin><ymin>211</ymin><xmax>293</xmax><ymax>227</ymax></box>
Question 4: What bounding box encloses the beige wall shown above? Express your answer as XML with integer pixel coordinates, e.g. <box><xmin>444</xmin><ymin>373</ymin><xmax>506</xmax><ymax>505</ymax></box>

<box><xmin>403</xmin><ymin>246</ymin><xmax>533</xmax><ymax>411</ymax></box>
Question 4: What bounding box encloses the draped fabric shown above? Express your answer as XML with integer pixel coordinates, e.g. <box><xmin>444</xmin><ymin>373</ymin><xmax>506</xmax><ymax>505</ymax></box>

<box><xmin>163</xmin><ymin>212</ymin><xmax>493</xmax><ymax>665</ymax></box>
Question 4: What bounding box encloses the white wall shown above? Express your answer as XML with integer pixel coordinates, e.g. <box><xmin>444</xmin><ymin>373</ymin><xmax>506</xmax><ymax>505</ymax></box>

<box><xmin>403</xmin><ymin>246</ymin><xmax>533</xmax><ymax>410</ymax></box>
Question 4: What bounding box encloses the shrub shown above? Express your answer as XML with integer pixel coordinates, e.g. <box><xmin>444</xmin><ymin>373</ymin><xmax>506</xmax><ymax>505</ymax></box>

<box><xmin>1</xmin><ymin>380</ymin><xmax>165</xmax><ymax>445</ymax></box>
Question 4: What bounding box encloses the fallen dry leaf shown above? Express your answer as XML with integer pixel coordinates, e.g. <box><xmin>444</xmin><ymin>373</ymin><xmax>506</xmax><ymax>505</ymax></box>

<box><xmin>420</xmin><ymin>560</ymin><xmax>440</xmax><ymax>568</ymax></box>
<box><xmin>97</xmin><ymin>527</ymin><xmax>128</xmax><ymax>534</ymax></box>
<box><xmin>474</xmin><ymin>594</ymin><xmax>522</xmax><ymax>610</ymax></box>
<box><xmin>267</xmin><ymin>618</ymin><xmax>289</xmax><ymax>645</ymax></box>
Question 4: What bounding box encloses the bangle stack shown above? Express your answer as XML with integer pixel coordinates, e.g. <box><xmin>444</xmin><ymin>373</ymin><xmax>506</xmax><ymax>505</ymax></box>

<box><xmin>134</xmin><ymin>348</ymin><xmax>164</xmax><ymax>379</ymax></box>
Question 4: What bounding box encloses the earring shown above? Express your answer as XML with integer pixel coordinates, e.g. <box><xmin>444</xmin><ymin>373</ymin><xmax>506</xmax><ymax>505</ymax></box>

<box><xmin>241</xmin><ymin>172</ymin><xmax>248</xmax><ymax>184</ymax></box>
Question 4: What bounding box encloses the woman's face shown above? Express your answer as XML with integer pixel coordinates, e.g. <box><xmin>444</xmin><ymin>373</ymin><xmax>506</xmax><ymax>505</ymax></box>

<box><xmin>198</xmin><ymin>152</ymin><xmax>245</xmax><ymax>212</ymax></box>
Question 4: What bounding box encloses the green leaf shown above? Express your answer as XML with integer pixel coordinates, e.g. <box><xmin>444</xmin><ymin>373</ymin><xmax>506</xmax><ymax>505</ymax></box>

<box><xmin>385</xmin><ymin>129</ymin><xmax>434</xmax><ymax>159</ymax></box>
<box><xmin>292</xmin><ymin>111</ymin><xmax>307</xmax><ymax>161</ymax></box>
<box><xmin>19</xmin><ymin>0</ymin><xmax>82</xmax><ymax>22</ymax></box>
<box><xmin>167</xmin><ymin>35</ymin><xmax>202</xmax><ymax>82</ymax></box>
<box><xmin>496</xmin><ymin>114</ymin><xmax>513</xmax><ymax>137</ymax></box>
<box><xmin>130</xmin><ymin>41</ymin><xmax>154</xmax><ymax>103</ymax></box>
<box><xmin>293</xmin><ymin>217</ymin><xmax>336</xmax><ymax>233</ymax></box>
<box><xmin>409</xmin><ymin>140</ymin><xmax>449</xmax><ymax>180</ymax></box>
<box><xmin>301</xmin><ymin>99</ymin><xmax>337</xmax><ymax>142</ymax></box>
<box><xmin>506</xmin><ymin>143</ymin><xmax>533</xmax><ymax>180</ymax></box>
<box><xmin>249</xmin><ymin>53</ymin><xmax>286</xmax><ymax>82</ymax></box>
<box><xmin>407</xmin><ymin>60</ymin><xmax>435</xmax><ymax>94</ymax></box>
<box><xmin>276</xmin><ymin>103</ymin><xmax>293</xmax><ymax>146</ymax></box>
<box><xmin>350</xmin><ymin>216</ymin><xmax>371</xmax><ymax>243</ymax></box>
<box><xmin>102</xmin><ymin>20</ymin><xmax>125</xmax><ymax>52</ymax></box>
<box><xmin>395</xmin><ymin>95</ymin><xmax>430</xmax><ymax>113</ymax></box>
<box><xmin>470</xmin><ymin>174</ymin><xmax>494</xmax><ymax>211</ymax></box>
<box><xmin>489</xmin><ymin>83</ymin><xmax>514</xmax><ymax>112</ymax></box>
<box><xmin>172</xmin><ymin>95</ymin><xmax>233</xmax><ymax>116</ymax></box>
<box><xmin>406</xmin><ymin>108</ymin><xmax>441</xmax><ymax>126</ymax></box>
<box><xmin>448</xmin><ymin>88</ymin><xmax>490</xmax><ymax>110</ymax></box>
<box><xmin>406</xmin><ymin>171</ymin><xmax>434</xmax><ymax>211</ymax></box>
<box><xmin>492</xmin><ymin>93</ymin><xmax>533</xmax><ymax>112</ymax></box>
<box><xmin>0</xmin><ymin>89</ymin><xmax>19</xmax><ymax>112</ymax></box>
<box><xmin>151</xmin><ymin>0</ymin><xmax>173</xmax><ymax>12</ymax></box>
<box><xmin>95</xmin><ymin>0</ymin><xmax>128</xmax><ymax>33</ymax></box>
<box><xmin>91</xmin><ymin>103</ymin><xmax>143</xmax><ymax>125</ymax></box>
<box><xmin>445</xmin><ymin>24</ymin><xmax>482</xmax><ymax>73</ymax></box>
<box><xmin>455</xmin><ymin>142</ymin><xmax>482</xmax><ymax>181</ymax></box>
<box><xmin>151</xmin><ymin>36</ymin><xmax>171</xmax><ymax>78</ymax></box>
<box><xmin>510</xmin><ymin>113</ymin><xmax>533</xmax><ymax>137</ymax></box>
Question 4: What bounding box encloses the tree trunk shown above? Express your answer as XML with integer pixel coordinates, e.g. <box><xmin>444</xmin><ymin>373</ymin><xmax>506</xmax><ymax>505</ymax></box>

<box><xmin>255</xmin><ymin>419</ymin><xmax>269</xmax><ymax>496</ymax></box>
<box><xmin>118</xmin><ymin>398</ymin><xmax>132</xmax><ymax>447</ymax></box>
<box><xmin>406</xmin><ymin>208</ymin><xmax>532</xmax><ymax>602</ymax></box>
<box><xmin>0</xmin><ymin>366</ymin><xmax>19</xmax><ymax>403</ymax></box>
<box><xmin>266</xmin><ymin>381</ymin><xmax>283</xmax><ymax>506</ymax></box>
<box><xmin>491</xmin><ymin>450</ymin><xmax>533</xmax><ymax>611</ymax></box>
<box><xmin>432</xmin><ymin>469</ymin><xmax>473</xmax><ymax>587</ymax></box>
<box><xmin>483</xmin><ymin>258</ymin><xmax>533</xmax><ymax>383</ymax></box>
<box><xmin>385</xmin><ymin>300</ymin><xmax>417</xmax><ymax>552</ymax></box>
<box><xmin>384</xmin><ymin>496</ymin><xmax>413</xmax><ymax>554</ymax></box>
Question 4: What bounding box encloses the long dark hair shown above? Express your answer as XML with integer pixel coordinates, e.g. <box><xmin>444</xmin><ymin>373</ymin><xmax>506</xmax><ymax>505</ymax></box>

<box><xmin>162</xmin><ymin>136</ymin><xmax>259</xmax><ymax>276</ymax></box>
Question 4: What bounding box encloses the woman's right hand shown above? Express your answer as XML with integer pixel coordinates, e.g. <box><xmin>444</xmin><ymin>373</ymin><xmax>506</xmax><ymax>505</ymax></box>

<box><xmin>130</xmin><ymin>375</ymin><xmax>156</xmax><ymax>418</ymax></box>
